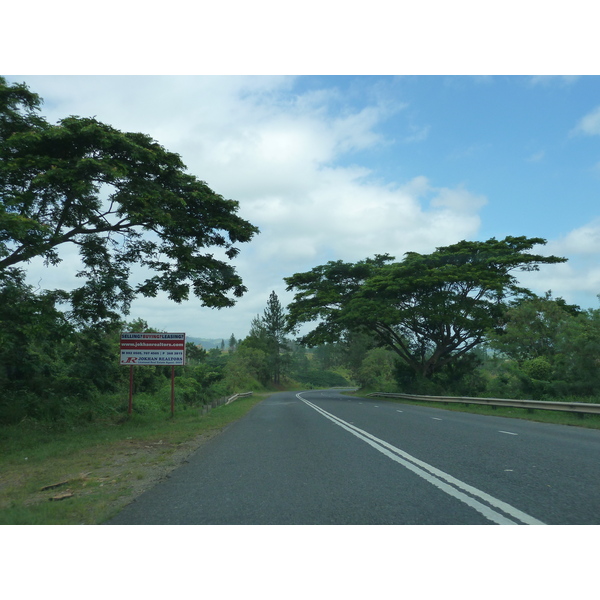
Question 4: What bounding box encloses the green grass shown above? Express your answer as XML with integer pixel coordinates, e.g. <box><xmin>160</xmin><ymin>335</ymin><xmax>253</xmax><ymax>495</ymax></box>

<box><xmin>0</xmin><ymin>393</ymin><xmax>268</xmax><ymax>525</ymax></box>
<box><xmin>347</xmin><ymin>390</ymin><xmax>600</xmax><ymax>429</ymax></box>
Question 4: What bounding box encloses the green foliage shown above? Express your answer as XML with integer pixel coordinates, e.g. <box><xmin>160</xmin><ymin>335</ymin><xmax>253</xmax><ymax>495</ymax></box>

<box><xmin>292</xmin><ymin>368</ymin><xmax>351</xmax><ymax>388</ymax></box>
<box><xmin>289</xmin><ymin>343</ymin><xmax>311</xmax><ymax>374</ymax></box>
<box><xmin>522</xmin><ymin>357</ymin><xmax>553</xmax><ymax>381</ymax></box>
<box><xmin>431</xmin><ymin>352</ymin><xmax>487</xmax><ymax>397</ymax></box>
<box><xmin>0</xmin><ymin>273</ymin><xmax>73</xmax><ymax>423</ymax></box>
<box><xmin>0</xmin><ymin>76</ymin><xmax>260</xmax><ymax>426</ymax></box>
<box><xmin>552</xmin><ymin>306</ymin><xmax>600</xmax><ymax>396</ymax></box>
<box><xmin>222</xmin><ymin>343</ymin><xmax>269</xmax><ymax>391</ymax></box>
<box><xmin>285</xmin><ymin>254</ymin><xmax>394</xmax><ymax>345</ymax></box>
<box><xmin>263</xmin><ymin>291</ymin><xmax>287</xmax><ymax>340</ymax></box>
<box><xmin>485</xmin><ymin>294</ymin><xmax>600</xmax><ymax>399</ymax></box>
<box><xmin>487</xmin><ymin>293</ymin><xmax>577</xmax><ymax>363</ymax></box>
<box><xmin>186</xmin><ymin>342</ymin><xmax>207</xmax><ymax>364</ymax></box>
<box><xmin>286</xmin><ymin>237</ymin><xmax>565</xmax><ymax>380</ymax></box>
<box><xmin>241</xmin><ymin>292</ymin><xmax>293</xmax><ymax>386</ymax></box>
<box><xmin>481</xmin><ymin>359</ymin><xmax>524</xmax><ymax>399</ymax></box>
<box><xmin>228</xmin><ymin>334</ymin><xmax>237</xmax><ymax>352</ymax></box>
<box><xmin>262</xmin><ymin>291</ymin><xmax>288</xmax><ymax>384</ymax></box>
<box><xmin>357</xmin><ymin>348</ymin><xmax>398</xmax><ymax>390</ymax></box>
<box><xmin>312</xmin><ymin>343</ymin><xmax>339</xmax><ymax>370</ymax></box>
<box><xmin>0</xmin><ymin>292</ymin><xmax>233</xmax><ymax>424</ymax></box>
<box><xmin>0</xmin><ymin>77</ymin><xmax>258</xmax><ymax>325</ymax></box>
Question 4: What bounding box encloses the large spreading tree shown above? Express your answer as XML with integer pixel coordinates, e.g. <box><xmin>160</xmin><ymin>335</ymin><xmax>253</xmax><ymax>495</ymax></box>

<box><xmin>285</xmin><ymin>237</ymin><xmax>566</xmax><ymax>380</ymax></box>
<box><xmin>0</xmin><ymin>77</ymin><xmax>259</xmax><ymax>324</ymax></box>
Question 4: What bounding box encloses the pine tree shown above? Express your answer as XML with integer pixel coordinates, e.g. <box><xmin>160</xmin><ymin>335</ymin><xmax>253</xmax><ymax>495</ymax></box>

<box><xmin>228</xmin><ymin>334</ymin><xmax>237</xmax><ymax>353</ymax></box>
<box><xmin>262</xmin><ymin>291</ymin><xmax>288</xmax><ymax>384</ymax></box>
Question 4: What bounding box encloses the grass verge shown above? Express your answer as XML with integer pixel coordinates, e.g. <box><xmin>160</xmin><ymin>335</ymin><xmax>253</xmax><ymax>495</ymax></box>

<box><xmin>347</xmin><ymin>390</ymin><xmax>600</xmax><ymax>429</ymax></box>
<box><xmin>0</xmin><ymin>393</ymin><xmax>268</xmax><ymax>525</ymax></box>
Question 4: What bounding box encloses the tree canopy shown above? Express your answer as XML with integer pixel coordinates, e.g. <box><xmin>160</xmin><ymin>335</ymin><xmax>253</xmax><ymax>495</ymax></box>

<box><xmin>285</xmin><ymin>237</ymin><xmax>566</xmax><ymax>379</ymax></box>
<box><xmin>242</xmin><ymin>291</ymin><xmax>290</xmax><ymax>385</ymax></box>
<box><xmin>0</xmin><ymin>77</ymin><xmax>259</xmax><ymax>323</ymax></box>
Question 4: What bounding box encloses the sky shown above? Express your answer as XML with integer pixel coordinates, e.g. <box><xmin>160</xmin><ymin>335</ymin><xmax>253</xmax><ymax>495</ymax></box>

<box><xmin>6</xmin><ymin>74</ymin><xmax>600</xmax><ymax>340</ymax></box>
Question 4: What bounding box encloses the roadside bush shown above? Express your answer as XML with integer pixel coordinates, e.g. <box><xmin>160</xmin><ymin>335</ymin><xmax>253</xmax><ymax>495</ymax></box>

<box><xmin>357</xmin><ymin>348</ymin><xmax>398</xmax><ymax>390</ymax></box>
<box><xmin>128</xmin><ymin>391</ymin><xmax>169</xmax><ymax>416</ymax></box>
<box><xmin>522</xmin><ymin>357</ymin><xmax>553</xmax><ymax>381</ymax></box>
<box><xmin>293</xmin><ymin>369</ymin><xmax>350</xmax><ymax>388</ymax></box>
<box><xmin>175</xmin><ymin>377</ymin><xmax>203</xmax><ymax>405</ymax></box>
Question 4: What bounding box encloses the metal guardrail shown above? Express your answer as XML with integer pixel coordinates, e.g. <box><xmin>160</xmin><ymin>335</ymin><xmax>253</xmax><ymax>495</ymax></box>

<box><xmin>225</xmin><ymin>392</ymin><xmax>254</xmax><ymax>405</ymax></box>
<box><xmin>199</xmin><ymin>392</ymin><xmax>253</xmax><ymax>414</ymax></box>
<box><xmin>366</xmin><ymin>392</ymin><xmax>600</xmax><ymax>415</ymax></box>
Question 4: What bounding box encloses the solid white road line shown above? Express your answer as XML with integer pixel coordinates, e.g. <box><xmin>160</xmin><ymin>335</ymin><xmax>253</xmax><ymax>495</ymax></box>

<box><xmin>297</xmin><ymin>393</ymin><xmax>545</xmax><ymax>525</ymax></box>
<box><xmin>499</xmin><ymin>431</ymin><xmax>518</xmax><ymax>436</ymax></box>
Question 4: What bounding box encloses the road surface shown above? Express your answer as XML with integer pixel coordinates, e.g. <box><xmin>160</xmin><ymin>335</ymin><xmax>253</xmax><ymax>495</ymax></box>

<box><xmin>107</xmin><ymin>389</ymin><xmax>600</xmax><ymax>524</ymax></box>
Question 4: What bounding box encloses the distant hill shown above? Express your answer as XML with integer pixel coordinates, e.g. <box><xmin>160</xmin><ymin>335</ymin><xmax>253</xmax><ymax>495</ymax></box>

<box><xmin>187</xmin><ymin>337</ymin><xmax>225</xmax><ymax>350</ymax></box>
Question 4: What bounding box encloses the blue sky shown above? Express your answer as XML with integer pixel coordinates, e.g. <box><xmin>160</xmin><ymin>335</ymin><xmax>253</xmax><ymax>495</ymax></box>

<box><xmin>6</xmin><ymin>74</ymin><xmax>600</xmax><ymax>339</ymax></box>
<box><xmin>295</xmin><ymin>75</ymin><xmax>600</xmax><ymax>241</ymax></box>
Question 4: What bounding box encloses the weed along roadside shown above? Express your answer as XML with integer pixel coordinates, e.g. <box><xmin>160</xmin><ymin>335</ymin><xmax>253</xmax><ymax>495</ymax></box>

<box><xmin>0</xmin><ymin>393</ymin><xmax>266</xmax><ymax>525</ymax></box>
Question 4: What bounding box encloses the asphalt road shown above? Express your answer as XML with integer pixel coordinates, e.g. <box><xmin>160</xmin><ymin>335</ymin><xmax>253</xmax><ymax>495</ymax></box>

<box><xmin>106</xmin><ymin>389</ymin><xmax>600</xmax><ymax>525</ymax></box>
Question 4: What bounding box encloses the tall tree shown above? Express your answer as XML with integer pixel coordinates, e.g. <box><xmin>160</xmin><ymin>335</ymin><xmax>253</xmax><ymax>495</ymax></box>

<box><xmin>285</xmin><ymin>237</ymin><xmax>566</xmax><ymax>380</ymax></box>
<box><xmin>228</xmin><ymin>334</ymin><xmax>237</xmax><ymax>353</ymax></box>
<box><xmin>0</xmin><ymin>77</ymin><xmax>259</xmax><ymax>324</ymax></box>
<box><xmin>262</xmin><ymin>291</ymin><xmax>288</xmax><ymax>384</ymax></box>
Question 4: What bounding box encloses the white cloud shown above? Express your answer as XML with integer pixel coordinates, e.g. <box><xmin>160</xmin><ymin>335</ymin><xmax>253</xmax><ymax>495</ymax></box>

<box><xmin>429</xmin><ymin>185</ymin><xmax>487</xmax><ymax>214</ymax></box>
<box><xmin>238</xmin><ymin>172</ymin><xmax>486</xmax><ymax>265</ymax></box>
<box><xmin>552</xmin><ymin>220</ymin><xmax>600</xmax><ymax>255</ymax></box>
<box><xmin>526</xmin><ymin>150</ymin><xmax>545</xmax><ymax>163</ymax></box>
<box><xmin>572</xmin><ymin>105</ymin><xmax>600</xmax><ymax>136</ymax></box>
<box><xmin>518</xmin><ymin>221</ymin><xmax>600</xmax><ymax>307</ymax></box>
<box><xmin>402</xmin><ymin>123</ymin><xmax>430</xmax><ymax>143</ymax></box>
<box><xmin>529</xmin><ymin>76</ymin><xmax>580</xmax><ymax>87</ymax></box>
<box><xmin>519</xmin><ymin>260</ymin><xmax>600</xmax><ymax>308</ymax></box>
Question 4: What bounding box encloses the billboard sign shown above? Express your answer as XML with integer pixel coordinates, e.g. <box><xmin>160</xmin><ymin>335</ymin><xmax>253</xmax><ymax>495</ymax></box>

<box><xmin>120</xmin><ymin>332</ymin><xmax>186</xmax><ymax>365</ymax></box>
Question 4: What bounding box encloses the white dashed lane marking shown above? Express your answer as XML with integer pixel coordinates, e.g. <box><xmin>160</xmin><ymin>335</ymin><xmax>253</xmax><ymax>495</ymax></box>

<box><xmin>298</xmin><ymin>394</ymin><xmax>545</xmax><ymax>525</ymax></box>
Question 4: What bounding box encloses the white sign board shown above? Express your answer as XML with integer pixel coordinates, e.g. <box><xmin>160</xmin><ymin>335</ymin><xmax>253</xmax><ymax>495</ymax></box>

<box><xmin>120</xmin><ymin>332</ymin><xmax>186</xmax><ymax>365</ymax></box>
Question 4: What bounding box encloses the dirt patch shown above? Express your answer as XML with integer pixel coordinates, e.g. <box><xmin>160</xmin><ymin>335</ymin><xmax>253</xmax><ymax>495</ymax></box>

<box><xmin>106</xmin><ymin>429</ymin><xmax>222</xmax><ymax>502</ymax></box>
<box><xmin>1</xmin><ymin>428</ymin><xmax>225</xmax><ymax>519</ymax></box>
<box><xmin>95</xmin><ymin>428</ymin><xmax>225</xmax><ymax>517</ymax></box>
